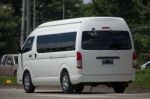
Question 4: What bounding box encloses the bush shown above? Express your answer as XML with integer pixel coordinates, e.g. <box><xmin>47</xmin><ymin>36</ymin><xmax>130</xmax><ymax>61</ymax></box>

<box><xmin>132</xmin><ymin>69</ymin><xmax>150</xmax><ymax>87</ymax></box>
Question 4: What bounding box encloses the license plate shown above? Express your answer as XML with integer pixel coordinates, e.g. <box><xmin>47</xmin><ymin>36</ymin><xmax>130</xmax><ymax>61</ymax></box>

<box><xmin>102</xmin><ymin>59</ymin><xmax>113</xmax><ymax>65</ymax></box>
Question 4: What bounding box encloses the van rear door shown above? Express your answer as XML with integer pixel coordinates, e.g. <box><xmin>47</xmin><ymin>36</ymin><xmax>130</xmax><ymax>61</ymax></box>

<box><xmin>81</xmin><ymin>31</ymin><xmax>134</xmax><ymax>75</ymax></box>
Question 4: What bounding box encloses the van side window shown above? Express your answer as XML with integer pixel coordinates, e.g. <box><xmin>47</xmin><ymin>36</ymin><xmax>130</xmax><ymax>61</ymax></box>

<box><xmin>22</xmin><ymin>37</ymin><xmax>34</xmax><ymax>53</ymax></box>
<box><xmin>37</xmin><ymin>32</ymin><xmax>76</xmax><ymax>53</ymax></box>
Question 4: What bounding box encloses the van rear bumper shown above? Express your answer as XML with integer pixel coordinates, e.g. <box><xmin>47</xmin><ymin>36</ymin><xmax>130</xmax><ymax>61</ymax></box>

<box><xmin>70</xmin><ymin>74</ymin><xmax>135</xmax><ymax>85</ymax></box>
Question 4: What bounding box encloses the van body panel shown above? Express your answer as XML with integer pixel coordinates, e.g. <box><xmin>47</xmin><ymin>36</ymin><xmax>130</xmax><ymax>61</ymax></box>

<box><xmin>70</xmin><ymin>74</ymin><xmax>135</xmax><ymax>84</ymax></box>
<box><xmin>81</xmin><ymin>17</ymin><xmax>129</xmax><ymax>31</ymax></box>
<box><xmin>76</xmin><ymin>18</ymin><xmax>135</xmax><ymax>76</ymax></box>
<box><xmin>28</xmin><ymin>22</ymin><xmax>81</xmax><ymax>85</ymax></box>
<box><xmin>81</xmin><ymin>50</ymin><xmax>134</xmax><ymax>75</ymax></box>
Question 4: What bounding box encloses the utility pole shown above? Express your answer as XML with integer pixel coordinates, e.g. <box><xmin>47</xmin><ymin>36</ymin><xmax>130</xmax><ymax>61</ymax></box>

<box><xmin>26</xmin><ymin>0</ymin><xmax>31</xmax><ymax>36</ymax></box>
<box><xmin>63</xmin><ymin>0</ymin><xmax>65</xmax><ymax>19</ymax></box>
<box><xmin>33</xmin><ymin>0</ymin><xmax>36</xmax><ymax>29</ymax></box>
<box><xmin>20</xmin><ymin>0</ymin><xmax>31</xmax><ymax>46</ymax></box>
<box><xmin>20</xmin><ymin>0</ymin><xmax>25</xmax><ymax>47</ymax></box>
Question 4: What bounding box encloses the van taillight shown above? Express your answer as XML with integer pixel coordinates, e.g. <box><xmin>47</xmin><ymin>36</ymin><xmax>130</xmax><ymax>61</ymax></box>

<box><xmin>77</xmin><ymin>52</ymin><xmax>82</xmax><ymax>69</ymax></box>
<box><xmin>133</xmin><ymin>52</ymin><xmax>137</xmax><ymax>60</ymax></box>
<box><xmin>132</xmin><ymin>52</ymin><xmax>137</xmax><ymax>68</ymax></box>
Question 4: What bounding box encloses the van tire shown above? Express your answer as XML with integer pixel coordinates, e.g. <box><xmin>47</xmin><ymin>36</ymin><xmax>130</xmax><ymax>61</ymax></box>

<box><xmin>74</xmin><ymin>84</ymin><xmax>84</xmax><ymax>93</ymax></box>
<box><xmin>112</xmin><ymin>83</ymin><xmax>126</xmax><ymax>93</ymax></box>
<box><xmin>23</xmin><ymin>72</ymin><xmax>35</xmax><ymax>93</ymax></box>
<box><xmin>60</xmin><ymin>71</ymin><xmax>74</xmax><ymax>93</ymax></box>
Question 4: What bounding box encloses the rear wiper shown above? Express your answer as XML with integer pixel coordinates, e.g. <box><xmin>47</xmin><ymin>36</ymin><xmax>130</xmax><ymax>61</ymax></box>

<box><xmin>110</xmin><ymin>44</ymin><xmax>121</xmax><ymax>50</ymax></box>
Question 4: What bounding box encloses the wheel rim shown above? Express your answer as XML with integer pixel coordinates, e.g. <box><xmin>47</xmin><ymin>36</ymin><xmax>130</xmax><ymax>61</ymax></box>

<box><xmin>24</xmin><ymin>75</ymin><xmax>30</xmax><ymax>90</ymax></box>
<box><xmin>62</xmin><ymin>75</ymin><xmax>69</xmax><ymax>91</ymax></box>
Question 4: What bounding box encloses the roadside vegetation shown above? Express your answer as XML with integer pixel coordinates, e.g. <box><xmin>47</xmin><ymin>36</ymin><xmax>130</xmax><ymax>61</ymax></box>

<box><xmin>131</xmin><ymin>69</ymin><xmax>150</xmax><ymax>87</ymax></box>
<box><xmin>0</xmin><ymin>76</ymin><xmax>17</xmax><ymax>85</ymax></box>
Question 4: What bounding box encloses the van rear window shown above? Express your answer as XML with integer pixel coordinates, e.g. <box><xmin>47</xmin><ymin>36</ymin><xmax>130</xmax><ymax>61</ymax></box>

<box><xmin>82</xmin><ymin>31</ymin><xmax>132</xmax><ymax>50</ymax></box>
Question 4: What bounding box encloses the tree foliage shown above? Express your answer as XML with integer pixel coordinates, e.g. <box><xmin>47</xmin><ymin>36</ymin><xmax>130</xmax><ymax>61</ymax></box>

<box><xmin>35</xmin><ymin>0</ymin><xmax>83</xmax><ymax>26</ymax></box>
<box><xmin>0</xmin><ymin>3</ymin><xmax>17</xmax><ymax>56</ymax></box>
<box><xmin>92</xmin><ymin>0</ymin><xmax>150</xmax><ymax>54</ymax></box>
<box><xmin>0</xmin><ymin>0</ymin><xmax>150</xmax><ymax>59</ymax></box>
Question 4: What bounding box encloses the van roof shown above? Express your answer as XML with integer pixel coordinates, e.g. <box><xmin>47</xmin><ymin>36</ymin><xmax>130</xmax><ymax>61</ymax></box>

<box><xmin>38</xmin><ymin>17</ymin><xmax>124</xmax><ymax>28</ymax></box>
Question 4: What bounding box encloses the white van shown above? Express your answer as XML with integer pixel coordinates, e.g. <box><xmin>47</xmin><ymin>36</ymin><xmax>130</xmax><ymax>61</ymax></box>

<box><xmin>17</xmin><ymin>17</ymin><xmax>136</xmax><ymax>93</ymax></box>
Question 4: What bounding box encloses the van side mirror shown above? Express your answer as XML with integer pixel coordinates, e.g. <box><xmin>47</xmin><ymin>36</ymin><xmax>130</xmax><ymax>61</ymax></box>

<box><xmin>17</xmin><ymin>47</ymin><xmax>22</xmax><ymax>53</ymax></box>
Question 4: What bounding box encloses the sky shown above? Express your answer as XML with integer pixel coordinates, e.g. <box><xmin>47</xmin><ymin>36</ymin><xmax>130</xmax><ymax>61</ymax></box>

<box><xmin>83</xmin><ymin>0</ymin><xmax>92</xmax><ymax>4</ymax></box>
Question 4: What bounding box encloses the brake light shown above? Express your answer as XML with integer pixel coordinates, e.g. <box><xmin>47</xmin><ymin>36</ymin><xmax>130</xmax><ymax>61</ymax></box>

<box><xmin>132</xmin><ymin>52</ymin><xmax>137</xmax><ymax>68</ymax></box>
<box><xmin>77</xmin><ymin>52</ymin><xmax>82</xmax><ymax>69</ymax></box>
<box><xmin>133</xmin><ymin>52</ymin><xmax>137</xmax><ymax>60</ymax></box>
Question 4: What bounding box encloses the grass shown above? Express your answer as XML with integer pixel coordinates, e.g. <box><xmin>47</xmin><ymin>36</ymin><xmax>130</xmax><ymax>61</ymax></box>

<box><xmin>0</xmin><ymin>69</ymin><xmax>150</xmax><ymax>87</ymax></box>
<box><xmin>0</xmin><ymin>76</ymin><xmax>17</xmax><ymax>85</ymax></box>
<box><xmin>131</xmin><ymin>69</ymin><xmax>150</xmax><ymax>87</ymax></box>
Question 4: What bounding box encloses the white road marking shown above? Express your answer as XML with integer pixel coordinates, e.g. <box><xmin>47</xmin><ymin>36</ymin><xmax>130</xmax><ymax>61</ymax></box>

<box><xmin>32</xmin><ymin>91</ymin><xmax>150</xmax><ymax>99</ymax></box>
<box><xmin>34</xmin><ymin>93</ymin><xmax>131</xmax><ymax>99</ymax></box>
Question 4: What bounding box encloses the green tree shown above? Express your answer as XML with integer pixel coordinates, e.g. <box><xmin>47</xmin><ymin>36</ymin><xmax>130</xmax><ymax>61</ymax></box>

<box><xmin>0</xmin><ymin>0</ymin><xmax>85</xmax><ymax>57</ymax></box>
<box><xmin>92</xmin><ymin>0</ymin><xmax>119</xmax><ymax>16</ymax></box>
<box><xmin>0</xmin><ymin>4</ymin><xmax>17</xmax><ymax>56</ymax></box>
<box><xmin>81</xmin><ymin>2</ymin><xmax>94</xmax><ymax>17</ymax></box>
<box><xmin>36</xmin><ymin>0</ymin><xmax>83</xmax><ymax>26</ymax></box>
<box><xmin>0</xmin><ymin>0</ymin><xmax>149</xmax><ymax>59</ymax></box>
<box><xmin>92</xmin><ymin>0</ymin><xmax>150</xmax><ymax>52</ymax></box>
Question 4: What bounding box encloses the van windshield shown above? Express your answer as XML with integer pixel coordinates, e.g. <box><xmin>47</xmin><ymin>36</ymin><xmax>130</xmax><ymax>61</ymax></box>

<box><xmin>82</xmin><ymin>31</ymin><xmax>132</xmax><ymax>50</ymax></box>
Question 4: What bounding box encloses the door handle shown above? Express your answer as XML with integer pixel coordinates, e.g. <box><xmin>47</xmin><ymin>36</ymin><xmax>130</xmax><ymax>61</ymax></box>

<box><xmin>29</xmin><ymin>55</ymin><xmax>32</xmax><ymax>58</ymax></box>
<box><xmin>35</xmin><ymin>53</ymin><xmax>37</xmax><ymax>58</ymax></box>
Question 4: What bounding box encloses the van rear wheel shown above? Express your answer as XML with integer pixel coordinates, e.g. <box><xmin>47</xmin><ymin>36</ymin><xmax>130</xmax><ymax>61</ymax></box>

<box><xmin>23</xmin><ymin>72</ymin><xmax>35</xmax><ymax>93</ymax></box>
<box><xmin>112</xmin><ymin>83</ymin><xmax>126</xmax><ymax>93</ymax></box>
<box><xmin>61</xmin><ymin>71</ymin><xmax>74</xmax><ymax>93</ymax></box>
<box><xmin>74</xmin><ymin>84</ymin><xmax>84</xmax><ymax>93</ymax></box>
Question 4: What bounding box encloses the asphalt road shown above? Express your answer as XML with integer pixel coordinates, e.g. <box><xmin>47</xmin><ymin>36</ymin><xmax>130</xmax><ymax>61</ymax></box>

<box><xmin>0</xmin><ymin>87</ymin><xmax>150</xmax><ymax>99</ymax></box>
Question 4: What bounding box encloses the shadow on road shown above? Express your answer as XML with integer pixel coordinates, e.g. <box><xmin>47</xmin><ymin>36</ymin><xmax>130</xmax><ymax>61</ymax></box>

<box><xmin>1</xmin><ymin>85</ymin><xmax>150</xmax><ymax>94</ymax></box>
<box><xmin>34</xmin><ymin>91</ymin><xmax>114</xmax><ymax>95</ymax></box>
<box><xmin>34</xmin><ymin>87</ymin><xmax>150</xmax><ymax>94</ymax></box>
